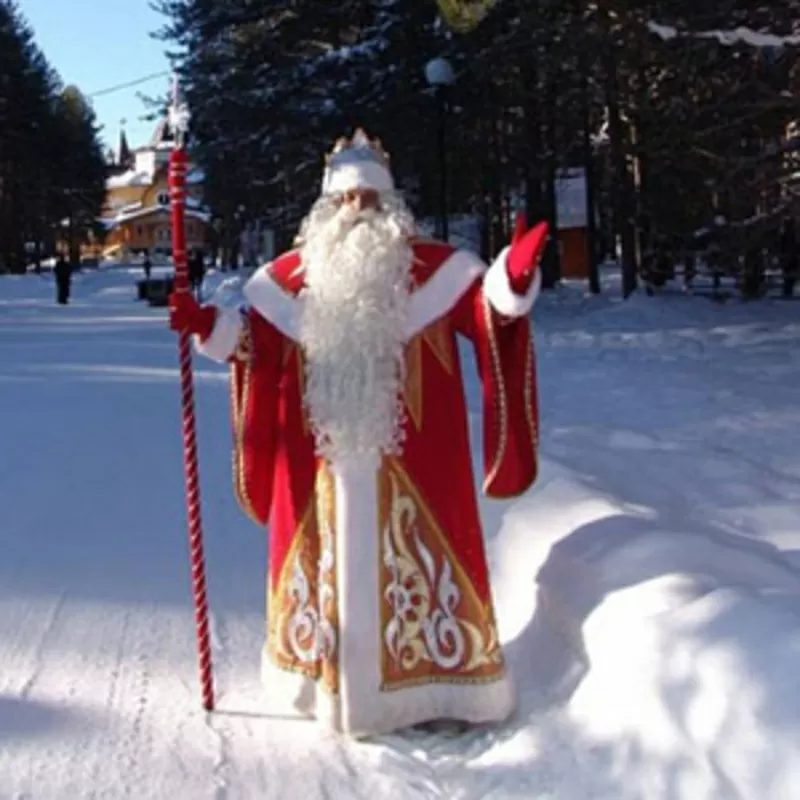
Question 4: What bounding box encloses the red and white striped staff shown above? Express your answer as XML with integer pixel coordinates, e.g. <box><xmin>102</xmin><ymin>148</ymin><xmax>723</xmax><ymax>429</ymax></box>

<box><xmin>168</xmin><ymin>76</ymin><xmax>215</xmax><ymax>711</ymax></box>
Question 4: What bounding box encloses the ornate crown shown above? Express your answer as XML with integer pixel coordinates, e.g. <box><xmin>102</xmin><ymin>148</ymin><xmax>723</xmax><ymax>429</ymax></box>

<box><xmin>325</xmin><ymin>128</ymin><xmax>391</xmax><ymax>169</ymax></box>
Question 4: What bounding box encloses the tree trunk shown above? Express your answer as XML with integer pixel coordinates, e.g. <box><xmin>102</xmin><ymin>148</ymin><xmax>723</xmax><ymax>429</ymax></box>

<box><xmin>632</xmin><ymin>60</ymin><xmax>652</xmax><ymax>272</ymax></box>
<box><xmin>602</xmin><ymin>19</ymin><xmax>638</xmax><ymax>297</ymax></box>
<box><xmin>579</xmin><ymin>47</ymin><xmax>601</xmax><ymax>294</ymax></box>
<box><xmin>542</xmin><ymin>57</ymin><xmax>561</xmax><ymax>287</ymax></box>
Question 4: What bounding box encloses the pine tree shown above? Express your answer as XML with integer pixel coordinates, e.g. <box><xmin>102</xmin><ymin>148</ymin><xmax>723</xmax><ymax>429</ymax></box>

<box><xmin>0</xmin><ymin>0</ymin><xmax>108</xmax><ymax>272</ymax></box>
<box><xmin>51</xmin><ymin>86</ymin><xmax>108</xmax><ymax>265</ymax></box>
<box><xmin>156</xmin><ymin>0</ymin><xmax>800</xmax><ymax>296</ymax></box>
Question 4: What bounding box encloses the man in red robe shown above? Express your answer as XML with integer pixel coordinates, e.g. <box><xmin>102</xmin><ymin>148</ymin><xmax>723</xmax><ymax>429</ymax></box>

<box><xmin>169</xmin><ymin>129</ymin><xmax>548</xmax><ymax>738</ymax></box>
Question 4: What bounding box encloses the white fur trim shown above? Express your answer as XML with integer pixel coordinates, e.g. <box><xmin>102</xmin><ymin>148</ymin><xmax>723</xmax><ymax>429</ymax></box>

<box><xmin>242</xmin><ymin>266</ymin><xmax>303</xmax><ymax>341</ymax></box>
<box><xmin>259</xmin><ymin>455</ymin><xmax>515</xmax><ymax>737</ymax></box>
<box><xmin>333</xmin><ymin>455</ymin><xmax>382</xmax><ymax>734</ymax></box>
<box><xmin>193</xmin><ymin>306</ymin><xmax>243</xmax><ymax>363</ymax></box>
<box><xmin>405</xmin><ymin>249</ymin><xmax>485</xmax><ymax>339</ymax></box>
<box><xmin>261</xmin><ymin>654</ymin><xmax>515</xmax><ymax>738</ymax></box>
<box><xmin>242</xmin><ymin>249</ymin><xmax>484</xmax><ymax>345</ymax></box>
<box><xmin>322</xmin><ymin>160</ymin><xmax>395</xmax><ymax>195</ymax></box>
<box><xmin>483</xmin><ymin>246</ymin><xmax>542</xmax><ymax>318</ymax></box>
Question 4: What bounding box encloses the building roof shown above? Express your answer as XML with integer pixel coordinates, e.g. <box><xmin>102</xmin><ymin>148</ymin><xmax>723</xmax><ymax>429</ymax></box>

<box><xmin>149</xmin><ymin>116</ymin><xmax>175</xmax><ymax>149</ymax></box>
<box><xmin>106</xmin><ymin>163</ymin><xmax>205</xmax><ymax>191</ymax></box>
<box><xmin>106</xmin><ymin>112</ymin><xmax>204</xmax><ymax>190</ymax></box>
<box><xmin>100</xmin><ymin>205</ymin><xmax>211</xmax><ymax>229</ymax></box>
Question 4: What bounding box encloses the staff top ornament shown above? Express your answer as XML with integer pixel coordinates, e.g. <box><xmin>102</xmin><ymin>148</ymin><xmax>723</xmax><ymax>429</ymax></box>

<box><xmin>436</xmin><ymin>0</ymin><xmax>497</xmax><ymax>33</ymax></box>
<box><xmin>168</xmin><ymin>76</ymin><xmax>191</xmax><ymax>149</ymax></box>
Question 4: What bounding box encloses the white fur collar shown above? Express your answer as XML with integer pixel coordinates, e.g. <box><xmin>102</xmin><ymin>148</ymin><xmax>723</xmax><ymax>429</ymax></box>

<box><xmin>243</xmin><ymin>249</ymin><xmax>485</xmax><ymax>343</ymax></box>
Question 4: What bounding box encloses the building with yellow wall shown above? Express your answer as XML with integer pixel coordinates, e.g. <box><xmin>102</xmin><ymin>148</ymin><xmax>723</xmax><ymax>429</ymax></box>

<box><xmin>101</xmin><ymin>117</ymin><xmax>211</xmax><ymax>261</ymax></box>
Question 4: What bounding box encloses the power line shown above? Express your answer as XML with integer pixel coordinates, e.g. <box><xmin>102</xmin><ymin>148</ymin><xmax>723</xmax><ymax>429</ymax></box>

<box><xmin>88</xmin><ymin>71</ymin><xmax>171</xmax><ymax>99</ymax></box>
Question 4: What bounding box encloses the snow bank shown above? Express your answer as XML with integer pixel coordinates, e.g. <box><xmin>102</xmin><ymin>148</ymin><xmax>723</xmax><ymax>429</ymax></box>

<box><xmin>542</xmin><ymin>520</ymin><xmax>800</xmax><ymax>797</ymax></box>
<box><xmin>484</xmin><ymin>282</ymin><xmax>800</xmax><ymax>799</ymax></box>
<box><xmin>648</xmin><ymin>21</ymin><xmax>800</xmax><ymax>48</ymax></box>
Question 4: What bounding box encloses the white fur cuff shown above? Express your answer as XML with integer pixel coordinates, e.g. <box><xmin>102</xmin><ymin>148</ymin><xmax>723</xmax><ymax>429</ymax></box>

<box><xmin>242</xmin><ymin>269</ymin><xmax>302</xmax><ymax>342</ymax></box>
<box><xmin>194</xmin><ymin>306</ymin><xmax>244</xmax><ymax>363</ymax></box>
<box><xmin>483</xmin><ymin>246</ymin><xmax>542</xmax><ymax>318</ymax></box>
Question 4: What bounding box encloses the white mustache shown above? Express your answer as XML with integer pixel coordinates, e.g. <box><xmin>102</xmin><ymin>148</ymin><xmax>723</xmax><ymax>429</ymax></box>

<box><xmin>334</xmin><ymin>207</ymin><xmax>410</xmax><ymax>243</ymax></box>
<box><xmin>336</xmin><ymin>206</ymin><xmax>377</xmax><ymax>227</ymax></box>
<box><xmin>318</xmin><ymin>207</ymin><xmax>381</xmax><ymax>246</ymax></box>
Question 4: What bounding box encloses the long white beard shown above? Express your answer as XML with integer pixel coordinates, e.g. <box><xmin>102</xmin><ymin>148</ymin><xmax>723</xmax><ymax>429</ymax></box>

<box><xmin>298</xmin><ymin>193</ymin><xmax>415</xmax><ymax>463</ymax></box>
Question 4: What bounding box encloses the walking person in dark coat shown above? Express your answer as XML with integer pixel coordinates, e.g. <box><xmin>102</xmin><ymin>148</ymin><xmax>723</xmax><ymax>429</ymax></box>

<box><xmin>143</xmin><ymin>251</ymin><xmax>152</xmax><ymax>281</ymax></box>
<box><xmin>189</xmin><ymin>250</ymin><xmax>205</xmax><ymax>301</ymax></box>
<box><xmin>54</xmin><ymin>253</ymin><xmax>72</xmax><ymax>305</ymax></box>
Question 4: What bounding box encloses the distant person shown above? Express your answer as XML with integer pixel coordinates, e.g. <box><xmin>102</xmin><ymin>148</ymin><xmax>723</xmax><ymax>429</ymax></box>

<box><xmin>143</xmin><ymin>252</ymin><xmax>152</xmax><ymax>281</ymax></box>
<box><xmin>54</xmin><ymin>254</ymin><xmax>72</xmax><ymax>305</ymax></box>
<box><xmin>189</xmin><ymin>250</ymin><xmax>205</xmax><ymax>300</ymax></box>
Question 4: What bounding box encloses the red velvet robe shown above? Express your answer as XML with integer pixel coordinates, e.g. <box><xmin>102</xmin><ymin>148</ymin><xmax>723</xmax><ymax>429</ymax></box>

<box><xmin>222</xmin><ymin>239</ymin><xmax>539</xmax><ymax>736</ymax></box>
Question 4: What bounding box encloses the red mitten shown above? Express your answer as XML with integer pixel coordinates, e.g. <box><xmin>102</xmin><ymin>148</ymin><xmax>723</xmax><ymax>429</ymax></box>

<box><xmin>507</xmin><ymin>214</ymin><xmax>549</xmax><ymax>295</ymax></box>
<box><xmin>168</xmin><ymin>291</ymin><xmax>216</xmax><ymax>341</ymax></box>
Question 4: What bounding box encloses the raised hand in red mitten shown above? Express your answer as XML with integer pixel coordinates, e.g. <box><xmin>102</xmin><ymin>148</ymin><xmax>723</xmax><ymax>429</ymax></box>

<box><xmin>506</xmin><ymin>213</ymin><xmax>549</xmax><ymax>295</ymax></box>
<box><xmin>168</xmin><ymin>291</ymin><xmax>216</xmax><ymax>341</ymax></box>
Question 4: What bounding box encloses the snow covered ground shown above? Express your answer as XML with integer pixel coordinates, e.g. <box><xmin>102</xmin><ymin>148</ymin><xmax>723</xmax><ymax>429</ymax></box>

<box><xmin>1</xmin><ymin>264</ymin><xmax>800</xmax><ymax>799</ymax></box>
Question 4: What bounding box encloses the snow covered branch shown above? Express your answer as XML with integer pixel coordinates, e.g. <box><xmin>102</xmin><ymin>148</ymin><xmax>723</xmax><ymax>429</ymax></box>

<box><xmin>648</xmin><ymin>21</ymin><xmax>800</xmax><ymax>49</ymax></box>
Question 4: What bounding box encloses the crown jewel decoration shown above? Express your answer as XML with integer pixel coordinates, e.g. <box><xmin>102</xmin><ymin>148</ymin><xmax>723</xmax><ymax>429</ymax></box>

<box><xmin>325</xmin><ymin>128</ymin><xmax>391</xmax><ymax>169</ymax></box>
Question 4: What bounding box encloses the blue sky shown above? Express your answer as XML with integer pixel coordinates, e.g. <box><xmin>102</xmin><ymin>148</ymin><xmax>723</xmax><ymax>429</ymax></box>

<box><xmin>17</xmin><ymin>0</ymin><xmax>174</xmax><ymax>152</ymax></box>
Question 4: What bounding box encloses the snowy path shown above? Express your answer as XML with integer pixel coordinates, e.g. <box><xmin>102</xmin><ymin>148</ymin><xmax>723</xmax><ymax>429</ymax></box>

<box><xmin>2</xmin><ymin>267</ymin><xmax>800</xmax><ymax>799</ymax></box>
<box><xmin>0</xmin><ymin>270</ymin><xmax>450</xmax><ymax>799</ymax></box>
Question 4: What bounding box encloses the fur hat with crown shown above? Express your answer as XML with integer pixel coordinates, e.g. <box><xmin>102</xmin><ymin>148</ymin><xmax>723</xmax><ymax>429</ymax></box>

<box><xmin>321</xmin><ymin>129</ymin><xmax>395</xmax><ymax>195</ymax></box>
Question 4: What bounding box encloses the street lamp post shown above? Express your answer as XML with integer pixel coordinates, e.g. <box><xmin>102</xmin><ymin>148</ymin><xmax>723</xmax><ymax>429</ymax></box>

<box><xmin>425</xmin><ymin>57</ymin><xmax>455</xmax><ymax>242</ymax></box>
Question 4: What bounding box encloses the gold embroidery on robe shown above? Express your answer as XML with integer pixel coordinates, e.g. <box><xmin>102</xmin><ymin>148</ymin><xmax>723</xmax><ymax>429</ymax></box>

<box><xmin>378</xmin><ymin>459</ymin><xmax>504</xmax><ymax>691</ymax></box>
<box><xmin>281</xmin><ymin>340</ymin><xmax>311</xmax><ymax>434</ymax></box>
<box><xmin>482</xmin><ymin>293</ymin><xmax>509</xmax><ymax>493</ymax></box>
<box><xmin>267</xmin><ymin>464</ymin><xmax>339</xmax><ymax>694</ymax></box>
<box><xmin>481</xmin><ymin>296</ymin><xmax>538</xmax><ymax>496</ymax></box>
<box><xmin>524</xmin><ymin>327</ymin><xmax>538</xmax><ymax>454</ymax></box>
<box><xmin>316</xmin><ymin>466</ymin><xmax>339</xmax><ymax>694</ymax></box>
<box><xmin>403</xmin><ymin>317</ymin><xmax>456</xmax><ymax>431</ymax></box>
<box><xmin>230</xmin><ymin>338</ymin><xmax>260</xmax><ymax>525</ymax></box>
